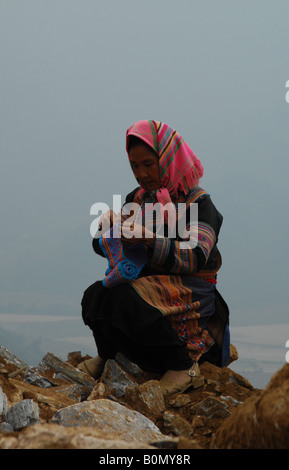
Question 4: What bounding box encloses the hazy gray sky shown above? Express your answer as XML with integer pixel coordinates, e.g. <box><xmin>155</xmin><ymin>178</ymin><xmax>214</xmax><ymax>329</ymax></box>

<box><xmin>1</xmin><ymin>0</ymin><xmax>289</xmax><ymax>334</ymax></box>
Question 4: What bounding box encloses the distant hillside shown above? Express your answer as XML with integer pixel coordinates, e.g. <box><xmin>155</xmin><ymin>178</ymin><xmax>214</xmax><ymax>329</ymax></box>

<box><xmin>0</xmin><ymin>325</ymin><xmax>44</xmax><ymax>365</ymax></box>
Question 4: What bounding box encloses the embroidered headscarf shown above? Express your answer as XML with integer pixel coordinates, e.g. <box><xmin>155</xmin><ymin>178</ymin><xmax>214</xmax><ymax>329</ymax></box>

<box><xmin>126</xmin><ymin>120</ymin><xmax>204</xmax><ymax>206</ymax></box>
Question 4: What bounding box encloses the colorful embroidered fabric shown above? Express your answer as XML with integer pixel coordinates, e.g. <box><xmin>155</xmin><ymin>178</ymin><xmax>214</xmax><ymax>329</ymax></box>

<box><xmin>99</xmin><ymin>224</ymin><xmax>147</xmax><ymax>288</ymax></box>
<box><xmin>131</xmin><ymin>274</ymin><xmax>216</xmax><ymax>361</ymax></box>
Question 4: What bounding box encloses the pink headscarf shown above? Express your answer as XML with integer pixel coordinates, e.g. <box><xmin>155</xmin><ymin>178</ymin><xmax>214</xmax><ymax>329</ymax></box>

<box><xmin>126</xmin><ymin>120</ymin><xmax>203</xmax><ymax>206</ymax></box>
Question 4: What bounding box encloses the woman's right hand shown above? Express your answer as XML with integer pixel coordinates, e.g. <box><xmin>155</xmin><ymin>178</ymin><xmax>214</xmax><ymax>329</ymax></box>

<box><xmin>98</xmin><ymin>210</ymin><xmax>121</xmax><ymax>233</ymax></box>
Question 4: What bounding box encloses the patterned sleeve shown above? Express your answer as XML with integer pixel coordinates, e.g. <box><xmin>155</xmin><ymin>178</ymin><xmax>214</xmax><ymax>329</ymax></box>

<box><xmin>149</xmin><ymin>195</ymin><xmax>221</xmax><ymax>274</ymax></box>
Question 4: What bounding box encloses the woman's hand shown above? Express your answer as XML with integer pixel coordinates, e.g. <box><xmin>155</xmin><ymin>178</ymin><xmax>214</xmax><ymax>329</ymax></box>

<box><xmin>121</xmin><ymin>221</ymin><xmax>156</xmax><ymax>248</ymax></box>
<box><xmin>98</xmin><ymin>210</ymin><xmax>121</xmax><ymax>233</ymax></box>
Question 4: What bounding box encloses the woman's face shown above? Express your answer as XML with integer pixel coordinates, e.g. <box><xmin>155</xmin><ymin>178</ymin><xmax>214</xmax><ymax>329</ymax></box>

<box><xmin>129</xmin><ymin>143</ymin><xmax>161</xmax><ymax>191</ymax></box>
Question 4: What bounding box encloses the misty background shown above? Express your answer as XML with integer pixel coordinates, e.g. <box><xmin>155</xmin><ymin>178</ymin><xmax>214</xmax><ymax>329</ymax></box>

<box><xmin>1</xmin><ymin>0</ymin><xmax>289</xmax><ymax>388</ymax></box>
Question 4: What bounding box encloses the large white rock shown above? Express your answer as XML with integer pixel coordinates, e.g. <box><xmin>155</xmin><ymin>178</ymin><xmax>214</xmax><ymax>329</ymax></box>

<box><xmin>0</xmin><ymin>423</ymin><xmax>156</xmax><ymax>449</ymax></box>
<box><xmin>51</xmin><ymin>398</ymin><xmax>170</xmax><ymax>443</ymax></box>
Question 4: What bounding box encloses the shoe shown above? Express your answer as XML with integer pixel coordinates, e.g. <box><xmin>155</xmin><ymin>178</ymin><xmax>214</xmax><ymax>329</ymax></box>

<box><xmin>77</xmin><ymin>358</ymin><xmax>104</xmax><ymax>380</ymax></box>
<box><xmin>159</xmin><ymin>362</ymin><xmax>205</xmax><ymax>397</ymax></box>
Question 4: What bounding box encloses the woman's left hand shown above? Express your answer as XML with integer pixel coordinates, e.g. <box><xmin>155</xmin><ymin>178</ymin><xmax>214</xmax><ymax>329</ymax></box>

<box><xmin>121</xmin><ymin>222</ymin><xmax>155</xmax><ymax>248</ymax></box>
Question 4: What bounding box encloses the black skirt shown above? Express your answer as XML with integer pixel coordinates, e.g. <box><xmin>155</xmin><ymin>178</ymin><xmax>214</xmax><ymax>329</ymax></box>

<box><xmin>81</xmin><ymin>280</ymin><xmax>194</xmax><ymax>373</ymax></box>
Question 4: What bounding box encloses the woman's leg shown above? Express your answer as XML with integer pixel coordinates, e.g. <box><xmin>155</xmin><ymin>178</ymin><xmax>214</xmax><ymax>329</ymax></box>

<box><xmin>92</xmin><ymin>313</ymin><xmax>194</xmax><ymax>374</ymax></box>
<box><xmin>92</xmin><ymin>318</ymin><xmax>203</xmax><ymax>395</ymax></box>
<box><xmin>81</xmin><ymin>281</ymin><xmax>203</xmax><ymax>390</ymax></box>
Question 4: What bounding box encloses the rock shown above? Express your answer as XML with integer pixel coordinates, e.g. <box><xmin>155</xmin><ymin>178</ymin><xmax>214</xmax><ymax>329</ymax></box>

<box><xmin>191</xmin><ymin>396</ymin><xmax>231</xmax><ymax>419</ymax></box>
<box><xmin>0</xmin><ymin>422</ymin><xmax>156</xmax><ymax>449</ymax></box>
<box><xmin>0</xmin><ymin>435</ymin><xmax>18</xmax><ymax>448</ymax></box>
<box><xmin>8</xmin><ymin>378</ymin><xmax>78</xmax><ymax>413</ymax></box>
<box><xmin>220</xmin><ymin>395</ymin><xmax>242</xmax><ymax>407</ymax></box>
<box><xmin>0</xmin><ymin>386</ymin><xmax>8</xmax><ymax>421</ymax></box>
<box><xmin>200</xmin><ymin>362</ymin><xmax>254</xmax><ymax>401</ymax></box>
<box><xmin>6</xmin><ymin>399</ymin><xmax>39</xmax><ymax>431</ymax></box>
<box><xmin>87</xmin><ymin>382</ymin><xmax>106</xmax><ymax>400</ymax></box>
<box><xmin>168</xmin><ymin>394</ymin><xmax>192</xmax><ymax>408</ymax></box>
<box><xmin>177</xmin><ymin>437</ymin><xmax>202</xmax><ymax>449</ymax></box>
<box><xmin>0</xmin><ymin>346</ymin><xmax>29</xmax><ymax>371</ymax></box>
<box><xmin>2</xmin><ymin>344</ymin><xmax>275</xmax><ymax>449</ymax></box>
<box><xmin>100</xmin><ymin>359</ymin><xmax>138</xmax><ymax>399</ymax></box>
<box><xmin>0</xmin><ymin>379</ymin><xmax>23</xmax><ymax>407</ymax></box>
<box><xmin>54</xmin><ymin>384</ymin><xmax>91</xmax><ymax>402</ymax></box>
<box><xmin>228</xmin><ymin>344</ymin><xmax>238</xmax><ymax>365</ymax></box>
<box><xmin>50</xmin><ymin>398</ymin><xmax>170</xmax><ymax>444</ymax></box>
<box><xmin>211</xmin><ymin>363</ymin><xmax>289</xmax><ymax>449</ymax></box>
<box><xmin>38</xmin><ymin>352</ymin><xmax>95</xmax><ymax>389</ymax></box>
<box><xmin>163</xmin><ymin>411</ymin><xmax>194</xmax><ymax>437</ymax></box>
<box><xmin>115</xmin><ymin>353</ymin><xmax>144</xmax><ymax>378</ymax></box>
<box><xmin>149</xmin><ymin>438</ymin><xmax>179</xmax><ymax>449</ymax></box>
<box><xmin>0</xmin><ymin>367</ymin><xmax>9</xmax><ymax>378</ymax></box>
<box><xmin>8</xmin><ymin>366</ymin><xmax>29</xmax><ymax>379</ymax></box>
<box><xmin>24</xmin><ymin>368</ymin><xmax>57</xmax><ymax>388</ymax></box>
<box><xmin>191</xmin><ymin>415</ymin><xmax>207</xmax><ymax>429</ymax></box>
<box><xmin>0</xmin><ymin>422</ymin><xmax>14</xmax><ymax>433</ymax></box>
<box><xmin>124</xmin><ymin>380</ymin><xmax>166</xmax><ymax>420</ymax></box>
<box><xmin>227</xmin><ymin>371</ymin><xmax>253</xmax><ymax>390</ymax></box>
<box><xmin>67</xmin><ymin>351</ymin><xmax>82</xmax><ymax>363</ymax></box>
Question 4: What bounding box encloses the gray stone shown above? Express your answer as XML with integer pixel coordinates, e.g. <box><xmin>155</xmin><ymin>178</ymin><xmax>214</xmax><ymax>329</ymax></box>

<box><xmin>220</xmin><ymin>395</ymin><xmax>242</xmax><ymax>407</ymax></box>
<box><xmin>191</xmin><ymin>396</ymin><xmax>231</xmax><ymax>419</ymax></box>
<box><xmin>163</xmin><ymin>411</ymin><xmax>194</xmax><ymax>437</ymax></box>
<box><xmin>101</xmin><ymin>359</ymin><xmax>138</xmax><ymax>398</ymax></box>
<box><xmin>6</xmin><ymin>399</ymin><xmax>39</xmax><ymax>431</ymax></box>
<box><xmin>115</xmin><ymin>353</ymin><xmax>144</xmax><ymax>378</ymax></box>
<box><xmin>50</xmin><ymin>398</ymin><xmax>170</xmax><ymax>444</ymax></box>
<box><xmin>0</xmin><ymin>422</ymin><xmax>14</xmax><ymax>433</ymax></box>
<box><xmin>0</xmin><ymin>346</ymin><xmax>29</xmax><ymax>370</ymax></box>
<box><xmin>24</xmin><ymin>368</ymin><xmax>57</xmax><ymax>388</ymax></box>
<box><xmin>0</xmin><ymin>387</ymin><xmax>8</xmax><ymax>421</ymax></box>
<box><xmin>38</xmin><ymin>352</ymin><xmax>95</xmax><ymax>389</ymax></box>
<box><xmin>54</xmin><ymin>384</ymin><xmax>91</xmax><ymax>402</ymax></box>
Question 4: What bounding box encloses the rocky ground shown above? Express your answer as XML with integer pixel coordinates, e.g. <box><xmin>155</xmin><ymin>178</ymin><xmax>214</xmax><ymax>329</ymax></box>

<box><xmin>0</xmin><ymin>344</ymin><xmax>288</xmax><ymax>450</ymax></box>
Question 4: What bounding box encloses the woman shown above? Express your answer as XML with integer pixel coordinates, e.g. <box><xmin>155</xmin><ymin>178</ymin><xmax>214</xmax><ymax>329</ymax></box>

<box><xmin>79</xmin><ymin>120</ymin><xmax>230</xmax><ymax>397</ymax></box>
